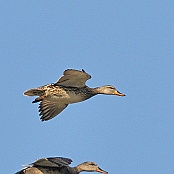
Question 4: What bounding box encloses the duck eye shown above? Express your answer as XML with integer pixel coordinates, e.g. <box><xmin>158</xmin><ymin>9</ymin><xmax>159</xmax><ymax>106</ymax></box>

<box><xmin>90</xmin><ymin>163</ymin><xmax>95</xmax><ymax>166</ymax></box>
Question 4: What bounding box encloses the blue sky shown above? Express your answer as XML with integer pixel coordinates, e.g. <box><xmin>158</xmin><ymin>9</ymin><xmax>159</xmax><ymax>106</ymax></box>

<box><xmin>1</xmin><ymin>1</ymin><xmax>174</xmax><ymax>173</ymax></box>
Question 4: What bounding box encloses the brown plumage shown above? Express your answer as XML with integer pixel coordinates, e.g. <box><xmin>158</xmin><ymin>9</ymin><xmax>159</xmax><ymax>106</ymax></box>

<box><xmin>24</xmin><ymin>69</ymin><xmax>125</xmax><ymax>121</ymax></box>
<box><xmin>15</xmin><ymin>157</ymin><xmax>108</xmax><ymax>174</ymax></box>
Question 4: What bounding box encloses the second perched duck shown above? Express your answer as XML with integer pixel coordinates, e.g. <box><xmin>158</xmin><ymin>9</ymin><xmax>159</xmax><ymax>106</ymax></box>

<box><xmin>16</xmin><ymin>157</ymin><xmax>108</xmax><ymax>174</ymax></box>
<box><xmin>24</xmin><ymin>69</ymin><xmax>125</xmax><ymax>121</ymax></box>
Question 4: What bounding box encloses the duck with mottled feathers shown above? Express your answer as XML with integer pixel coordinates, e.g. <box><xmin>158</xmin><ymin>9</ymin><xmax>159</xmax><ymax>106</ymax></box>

<box><xmin>24</xmin><ymin>69</ymin><xmax>125</xmax><ymax>121</ymax></box>
<box><xmin>16</xmin><ymin>157</ymin><xmax>108</xmax><ymax>174</ymax></box>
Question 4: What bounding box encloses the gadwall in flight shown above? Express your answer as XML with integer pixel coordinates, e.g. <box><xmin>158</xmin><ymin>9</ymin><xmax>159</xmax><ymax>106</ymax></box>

<box><xmin>24</xmin><ymin>69</ymin><xmax>125</xmax><ymax>121</ymax></box>
<box><xmin>16</xmin><ymin>157</ymin><xmax>108</xmax><ymax>174</ymax></box>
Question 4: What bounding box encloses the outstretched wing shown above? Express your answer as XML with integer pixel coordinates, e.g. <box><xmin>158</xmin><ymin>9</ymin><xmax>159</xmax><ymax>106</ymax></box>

<box><xmin>33</xmin><ymin>157</ymin><xmax>73</xmax><ymax>168</ymax></box>
<box><xmin>54</xmin><ymin>69</ymin><xmax>91</xmax><ymax>87</ymax></box>
<box><xmin>39</xmin><ymin>99</ymin><xmax>68</xmax><ymax>121</ymax></box>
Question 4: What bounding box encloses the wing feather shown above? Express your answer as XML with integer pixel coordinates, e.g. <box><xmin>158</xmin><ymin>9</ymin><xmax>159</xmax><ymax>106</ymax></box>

<box><xmin>33</xmin><ymin>157</ymin><xmax>72</xmax><ymax>168</ymax></box>
<box><xmin>39</xmin><ymin>99</ymin><xmax>68</xmax><ymax>121</ymax></box>
<box><xmin>54</xmin><ymin>69</ymin><xmax>91</xmax><ymax>87</ymax></box>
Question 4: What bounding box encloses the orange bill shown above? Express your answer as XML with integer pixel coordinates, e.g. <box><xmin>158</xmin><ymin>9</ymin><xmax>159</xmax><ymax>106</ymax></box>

<box><xmin>114</xmin><ymin>90</ymin><xmax>126</xmax><ymax>96</ymax></box>
<box><xmin>96</xmin><ymin>167</ymin><xmax>108</xmax><ymax>174</ymax></box>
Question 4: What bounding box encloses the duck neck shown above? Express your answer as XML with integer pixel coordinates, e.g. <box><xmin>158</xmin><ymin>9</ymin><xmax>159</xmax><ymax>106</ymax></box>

<box><xmin>76</xmin><ymin>164</ymin><xmax>87</xmax><ymax>173</ymax></box>
<box><xmin>91</xmin><ymin>86</ymin><xmax>106</xmax><ymax>94</ymax></box>
<box><xmin>68</xmin><ymin>166</ymin><xmax>80</xmax><ymax>174</ymax></box>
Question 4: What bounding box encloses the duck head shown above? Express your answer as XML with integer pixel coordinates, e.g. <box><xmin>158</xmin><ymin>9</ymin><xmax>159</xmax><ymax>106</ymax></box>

<box><xmin>77</xmin><ymin>161</ymin><xmax>108</xmax><ymax>174</ymax></box>
<box><xmin>94</xmin><ymin>85</ymin><xmax>125</xmax><ymax>96</ymax></box>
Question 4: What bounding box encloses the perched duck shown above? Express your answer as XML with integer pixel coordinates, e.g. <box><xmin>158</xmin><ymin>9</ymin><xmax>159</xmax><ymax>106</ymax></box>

<box><xmin>24</xmin><ymin>69</ymin><xmax>125</xmax><ymax>121</ymax></box>
<box><xmin>16</xmin><ymin>157</ymin><xmax>108</xmax><ymax>174</ymax></box>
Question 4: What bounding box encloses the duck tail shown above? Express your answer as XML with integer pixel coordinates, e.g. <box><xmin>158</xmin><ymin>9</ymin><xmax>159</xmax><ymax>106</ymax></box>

<box><xmin>23</xmin><ymin>88</ymin><xmax>44</xmax><ymax>96</ymax></box>
<box><xmin>32</xmin><ymin>95</ymin><xmax>45</xmax><ymax>103</ymax></box>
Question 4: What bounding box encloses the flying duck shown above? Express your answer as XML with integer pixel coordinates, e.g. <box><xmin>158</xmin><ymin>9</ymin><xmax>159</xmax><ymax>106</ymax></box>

<box><xmin>16</xmin><ymin>157</ymin><xmax>108</xmax><ymax>174</ymax></box>
<box><xmin>24</xmin><ymin>69</ymin><xmax>125</xmax><ymax>121</ymax></box>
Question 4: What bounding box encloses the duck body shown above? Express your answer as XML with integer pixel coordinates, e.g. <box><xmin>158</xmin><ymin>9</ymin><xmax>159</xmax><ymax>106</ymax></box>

<box><xmin>16</xmin><ymin>166</ymin><xmax>77</xmax><ymax>174</ymax></box>
<box><xmin>24</xmin><ymin>69</ymin><xmax>125</xmax><ymax>121</ymax></box>
<box><xmin>31</xmin><ymin>84</ymin><xmax>96</xmax><ymax>104</ymax></box>
<box><xmin>16</xmin><ymin>157</ymin><xmax>107</xmax><ymax>174</ymax></box>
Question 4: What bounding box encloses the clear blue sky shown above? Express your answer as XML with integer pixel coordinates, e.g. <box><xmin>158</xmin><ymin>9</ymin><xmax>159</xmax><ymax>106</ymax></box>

<box><xmin>1</xmin><ymin>1</ymin><xmax>174</xmax><ymax>173</ymax></box>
